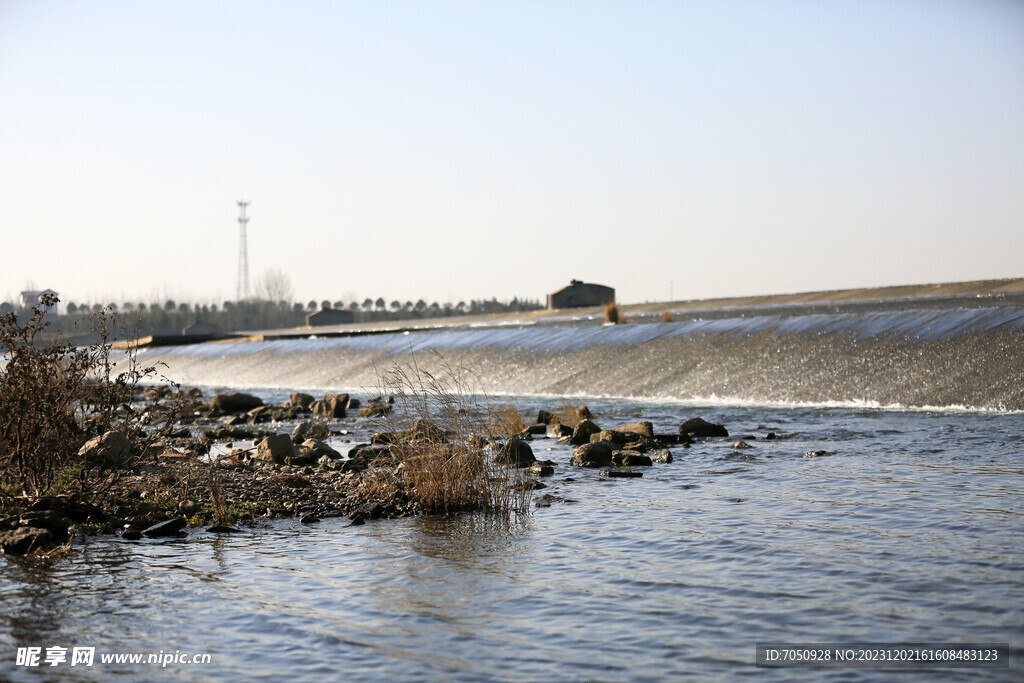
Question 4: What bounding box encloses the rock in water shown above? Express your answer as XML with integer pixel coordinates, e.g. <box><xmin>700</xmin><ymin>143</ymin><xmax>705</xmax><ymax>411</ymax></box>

<box><xmin>314</xmin><ymin>393</ymin><xmax>347</xmax><ymax>418</ymax></box>
<box><xmin>142</xmin><ymin>517</ymin><xmax>187</xmax><ymax>538</ymax></box>
<box><xmin>649</xmin><ymin>449</ymin><xmax>673</xmax><ymax>464</ymax></box>
<box><xmin>546</xmin><ymin>423</ymin><xmax>573</xmax><ymax>438</ymax></box>
<box><xmin>571</xmin><ymin>419</ymin><xmax>601</xmax><ymax>445</ymax></box>
<box><xmin>525</xmin><ymin>462</ymin><xmax>555</xmax><ymax>477</ymax></box>
<box><xmin>599</xmin><ymin>468</ymin><xmax>644</xmax><ymax>478</ymax></box>
<box><xmin>289</xmin><ymin>392</ymin><xmax>315</xmax><ymax>411</ymax></box>
<box><xmin>0</xmin><ymin>527</ymin><xmax>53</xmax><ymax>555</ymax></box>
<box><xmin>678</xmin><ymin>417</ymin><xmax>729</xmax><ymax>438</ymax></box>
<box><xmin>210</xmin><ymin>392</ymin><xmax>264</xmax><ymax>414</ymax></box>
<box><xmin>615</xmin><ymin>421</ymin><xmax>654</xmax><ymax>438</ymax></box>
<box><xmin>570</xmin><ymin>440</ymin><xmax>615</xmax><ymax>467</ymax></box>
<box><xmin>495</xmin><ymin>438</ymin><xmax>536</xmax><ymax>467</ymax></box>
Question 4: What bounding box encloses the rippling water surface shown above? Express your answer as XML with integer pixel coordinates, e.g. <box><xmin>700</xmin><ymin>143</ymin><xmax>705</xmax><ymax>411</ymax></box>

<box><xmin>2</xmin><ymin>398</ymin><xmax>1022</xmax><ymax>681</ymax></box>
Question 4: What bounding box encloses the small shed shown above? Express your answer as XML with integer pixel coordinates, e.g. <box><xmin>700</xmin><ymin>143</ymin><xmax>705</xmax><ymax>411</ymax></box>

<box><xmin>547</xmin><ymin>280</ymin><xmax>616</xmax><ymax>309</ymax></box>
<box><xmin>19</xmin><ymin>289</ymin><xmax>59</xmax><ymax>310</ymax></box>
<box><xmin>306</xmin><ymin>308</ymin><xmax>355</xmax><ymax>327</ymax></box>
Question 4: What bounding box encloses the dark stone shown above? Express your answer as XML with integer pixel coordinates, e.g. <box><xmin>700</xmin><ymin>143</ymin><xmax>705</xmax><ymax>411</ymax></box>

<box><xmin>536</xmin><ymin>410</ymin><xmax>553</xmax><ymax>425</ymax></box>
<box><xmin>524</xmin><ymin>462</ymin><xmax>555</xmax><ymax>477</ymax></box>
<box><xmin>204</xmin><ymin>426</ymin><xmax>268</xmax><ymax>440</ymax></box>
<box><xmin>300</xmin><ymin>515</ymin><xmax>321</xmax><ymax>524</ymax></box>
<box><xmin>678</xmin><ymin>417</ymin><xmax>728</xmax><ymax>438</ymax></box>
<box><xmin>207</xmin><ymin>525</ymin><xmax>241</xmax><ymax>533</ymax></box>
<box><xmin>571</xmin><ymin>419</ymin><xmax>601</xmax><ymax>446</ymax></box>
<box><xmin>178</xmin><ymin>500</ymin><xmax>201</xmax><ymax>516</ymax></box>
<box><xmin>121</xmin><ymin>527</ymin><xmax>142</xmax><ymax>540</ymax></box>
<box><xmin>599</xmin><ymin>468</ymin><xmax>644</xmax><ymax>478</ymax></box>
<box><xmin>18</xmin><ymin>511</ymin><xmax>71</xmax><ymax>537</ymax></box>
<box><xmin>804</xmin><ymin>450</ymin><xmax>830</xmax><ymax>458</ymax></box>
<box><xmin>210</xmin><ymin>392</ymin><xmax>264</xmax><ymax>414</ymax></box>
<box><xmin>495</xmin><ymin>438</ymin><xmax>536</xmax><ymax>467</ymax></box>
<box><xmin>0</xmin><ymin>527</ymin><xmax>53</xmax><ymax>554</ymax></box>
<box><xmin>570</xmin><ymin>440</ymin><xmax>615</xmax><ymax>467</ymax></box>
<box><xmin>525</xmin><ymin>424</ymin><xmax>547</xmax><ymax>435</ymax></box>
<box><xmin>142</xmin><ymin>517</ymin><xmax>187</xmax><ymax>538</ymax></box>
<box><xmin>765</xmin><ymin>432</ymin><xmax>778</xmax><ymax>440</ymax></box>
<box><xmin>612</xmin><ymin>450</ymin><xmax>653</xmax><ymax>467</ymax></box>
<box><xmin>732</xmin><ymin>440</ymin><xmax>753</xmax><ymax>449</ymax></box>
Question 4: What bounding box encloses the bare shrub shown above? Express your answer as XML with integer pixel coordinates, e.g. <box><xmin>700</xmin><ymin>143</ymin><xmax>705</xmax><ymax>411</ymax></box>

<box><xmin>0</xmin><ymin>294</ymin><xmax>171</xmax><ymax>506</ymax></box>
<box><xmin>372</xmin><ymin>355</ymin><xmax>530</xmax><ymax>516</ymax></box>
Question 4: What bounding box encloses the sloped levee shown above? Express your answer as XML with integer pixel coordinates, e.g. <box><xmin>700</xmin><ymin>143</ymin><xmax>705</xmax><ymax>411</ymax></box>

<box><xmin>130</xmin><ymin>306</ymin><xmax>1024</xmax><ymax>411</ymax></box>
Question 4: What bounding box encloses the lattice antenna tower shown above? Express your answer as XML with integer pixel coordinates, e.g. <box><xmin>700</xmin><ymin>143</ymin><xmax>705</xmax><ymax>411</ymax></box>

<box><xmin>236</xmin><ymin>199</ymin><xmax>251</xmax><ymax>301</ymax></box>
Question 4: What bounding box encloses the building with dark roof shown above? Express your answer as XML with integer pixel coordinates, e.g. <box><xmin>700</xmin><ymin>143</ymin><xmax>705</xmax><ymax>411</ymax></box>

<box><xmin>547</xmin><ymin>280</ymin><xmax>615</xmax><ymax>309</ymax></box>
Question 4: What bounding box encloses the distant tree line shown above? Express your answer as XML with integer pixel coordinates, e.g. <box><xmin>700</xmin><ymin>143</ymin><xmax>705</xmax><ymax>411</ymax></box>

<box><xmin>0</xmin><ymin>296</ymin><xmax>545</xmax><ymax>339</ymax></box>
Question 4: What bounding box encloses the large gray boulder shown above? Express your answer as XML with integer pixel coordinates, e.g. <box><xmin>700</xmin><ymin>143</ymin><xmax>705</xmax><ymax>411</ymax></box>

<box><xmin>253</xmin><ymin>434</ymin><xmax>295</xmax><ymax>464</ymax></box>
<box><xmin>79</xmin><ymin>431</ymin><xmax>131</xmax><ymax>467</ymax></box>
<box><xmin>570</xmin><ymin>440</ymin><xmax>615</xmax><ymax>467</ymax></box>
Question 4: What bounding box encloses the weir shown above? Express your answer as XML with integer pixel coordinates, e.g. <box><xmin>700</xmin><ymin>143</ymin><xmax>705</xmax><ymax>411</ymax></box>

<box><xmin>131</xmin><ymin>305</ymin><xmax>1024</xmax><ymax>411</ymax></box>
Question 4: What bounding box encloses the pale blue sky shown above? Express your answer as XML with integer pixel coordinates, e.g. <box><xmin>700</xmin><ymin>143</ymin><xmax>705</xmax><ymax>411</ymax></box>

<box><xmin>1</xmin><ymin>0</ymin><xmax>1021</xmax><ymax>306</ymax></box>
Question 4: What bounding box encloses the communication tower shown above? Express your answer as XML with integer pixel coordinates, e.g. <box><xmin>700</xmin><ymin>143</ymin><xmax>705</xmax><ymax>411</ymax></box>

<box><xmin>236</xmin><ymin>199</ymin><xmax>250</xmax><ymax>301</ymax></box>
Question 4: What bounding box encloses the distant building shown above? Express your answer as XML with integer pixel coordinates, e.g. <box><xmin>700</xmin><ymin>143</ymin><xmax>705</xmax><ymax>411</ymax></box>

<box><xmin>306</xmin><ymin>308</ymin><xmax>355</xmax><ymax>327</ymax></box>
<box><xmin>547</xmin><ymin>280</ymin><xmax>615</xmax><ymax>309</ymax></box>
<box><xmin>19</xmin><ymin>289</ymin><xmax>59</xmax><ymax>316</ymax></box>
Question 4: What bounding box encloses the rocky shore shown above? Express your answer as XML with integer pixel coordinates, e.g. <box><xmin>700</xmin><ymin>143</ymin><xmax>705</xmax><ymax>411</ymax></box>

<box><xmin>1</xmin><ymin>386</ymin><xmax>790</xmax><ymax>557</ymax></box>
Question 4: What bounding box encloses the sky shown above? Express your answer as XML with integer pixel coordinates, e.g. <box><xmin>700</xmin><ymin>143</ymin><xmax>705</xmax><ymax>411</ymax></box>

<box><xmin>1</xmin><ymin>0</ymin><xmax>1022</xmax><ymax>307</ymax></box>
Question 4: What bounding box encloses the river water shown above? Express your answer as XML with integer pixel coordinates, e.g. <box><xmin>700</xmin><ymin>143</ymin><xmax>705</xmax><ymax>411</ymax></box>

<box><xmin>2</xmin><ymin>394</ymin><xmax>1021</xmax><ymax>681</ymax></box>
<box><xmin>2</xmin><ymin>303</ymin><xmax>1023</xmax><ymax>679</ymax></box>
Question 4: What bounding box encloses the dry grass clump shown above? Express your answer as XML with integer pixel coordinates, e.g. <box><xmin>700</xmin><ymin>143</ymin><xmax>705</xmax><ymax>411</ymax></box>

<box><xmin>661</xmin><ymin>311</ymin><xmax>675</xmax><ymax>323</ymax></box>
<box><xmin>604</xmin><ymin>302</ymin><xmax>625</xmax><ymax>324</ymax></box>
<box><xmin>488</xmin><ymin>403</ymin><xmax>526</xmax><ymax>436</ymax></box>
<box><xmin>549</xmin><ymin>401</ymin><xmax>593</xmax><ymax>429</ymax></box>
<box><xmin>373</xmin><ymin>355</ymin><xmax>530</xmax><ymax>516</ymax></box>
